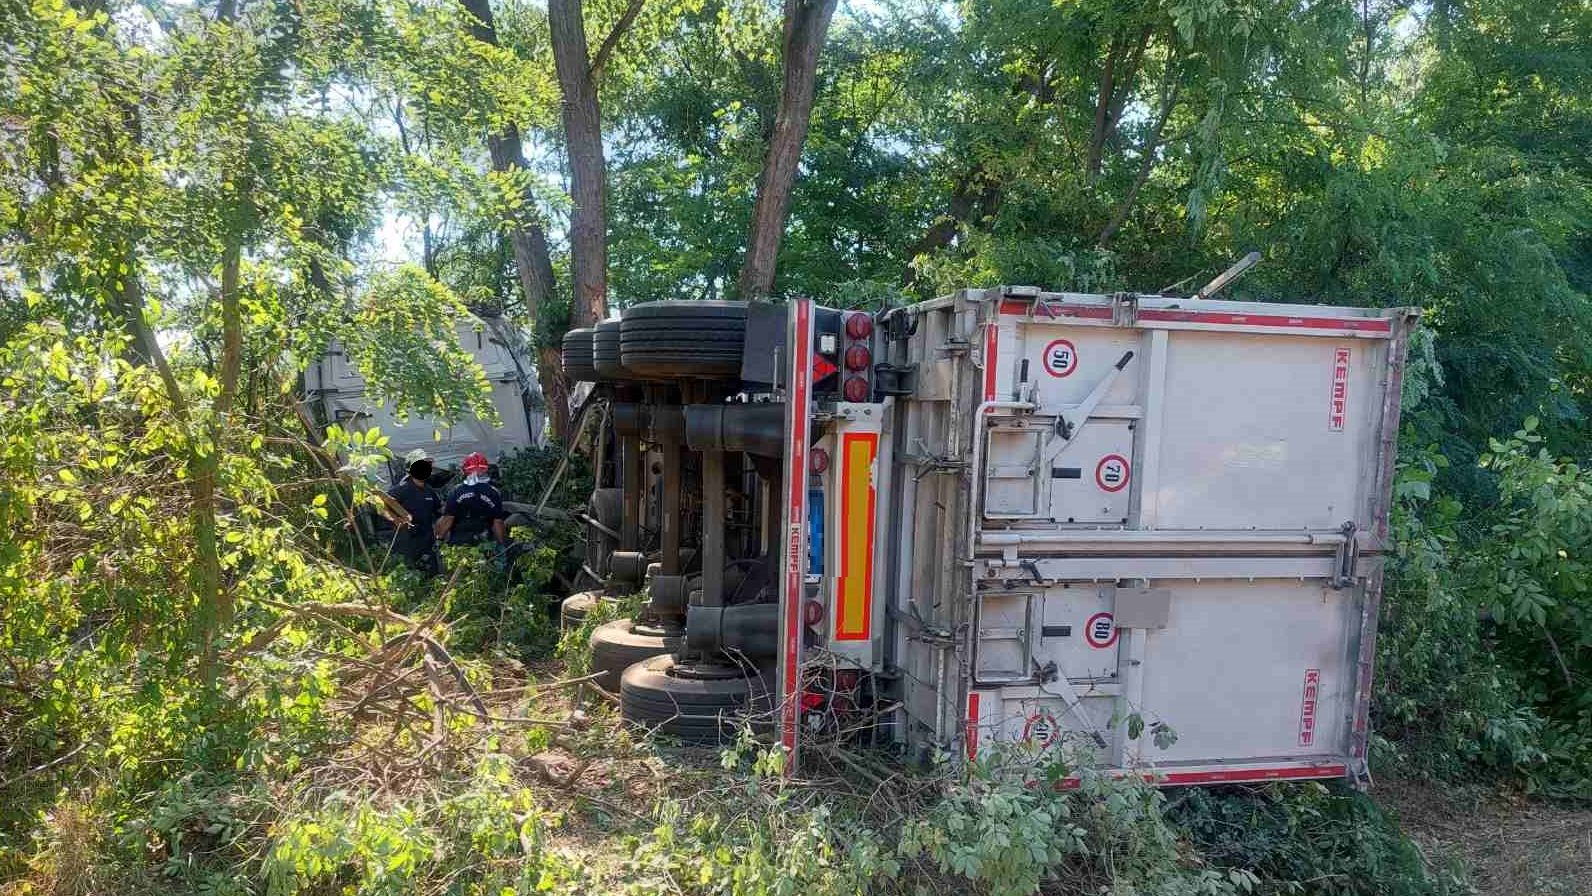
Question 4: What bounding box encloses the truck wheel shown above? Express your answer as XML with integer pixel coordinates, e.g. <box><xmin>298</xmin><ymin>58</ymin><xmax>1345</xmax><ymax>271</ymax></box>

<box><xmin>590</xmin><ymin>619</ymin><xmax>680</xmax><ymax>692</ymax></box>
<box><xmin>619</xmin><ymin>301</ymin><xmax>747</xmax><ymax>379</ymax></box>
<box><xmin>592</xmin><ymin>320</ymin><xmax>639</xmax><ymax>382</ymax></box>
<box><xmin>560</xmin><ymin>590</ymin><xmax>603</xmax><ymax>631</ymax></box>
<box><xmin>619</xmin><ymin>655</ymin><xmax>772</xmax><ymax>743</ymax></box>
<box><xmin>562</xmin><ymin>328</ymin><xmax>599</xmax><ymax>383</ymax></box>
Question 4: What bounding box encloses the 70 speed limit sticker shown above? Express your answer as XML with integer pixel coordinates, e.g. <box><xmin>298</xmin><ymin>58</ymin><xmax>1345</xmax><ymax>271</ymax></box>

<box><xmin>1095</xmin><ymin>454</ymin><xmax>1130</xmax><ymax>492</ymax></box>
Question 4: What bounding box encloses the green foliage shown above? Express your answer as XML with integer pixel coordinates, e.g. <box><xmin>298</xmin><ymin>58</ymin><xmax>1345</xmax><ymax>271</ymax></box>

<box><xmin>263</xmin><ymin>754</ymin><xmax>587</xmax><ymax>896</ymax></box>
<box><xmin>497</xmin><ymin>443</ymin><xmax>594</xmax><ymax>587</ymax></box>
<box><xmin>901</xmin><ymin>746</ymin><xmax>1256</xmax><ymax>896</ymax></box>
<box><xmin>555</xmin><ymin>590</ymin><xmax>644</xmax><ymax>678</ymax></box>
<box><xmin>1467</xmin><ymin>421</ymin><xmax>1592</xmax><ymax>797</ymax></box>
<box><xmin>1374</xmin><ymin>438</ymin><xmax>1546</xmax><ymax>781</ymax></box>
<box><xmin>1168</xmin><ymin>784</ymin><xmax>1468</xmax><ymax>896</ymax></box>
<box><xmin>345</xmin><ymin>266</ymin><xmax>499</xmax><ymax>425</ymax></box>
<box><xmin>425</xmin><ymin>544</ymin><xmax>561</xmax><ymax>659</ymax></box>
<box><xmin>4</xmin><ymin>0</ymin><xmax>1591</xmax><ymax>891</ymax></box>
<box><xmin>1376</xmin><ymin>411</ymin><xmax>1592</xmax><ymax>796</ymax></box>
<box><xmin>627</xmin><ymin>797</ymin><xmax>896</xmax><ymax>896</ymax></box>
<box><xmin>621</xmin><ymin>734</ymin><xmax>894</xmax><ymax>895</ymax></box>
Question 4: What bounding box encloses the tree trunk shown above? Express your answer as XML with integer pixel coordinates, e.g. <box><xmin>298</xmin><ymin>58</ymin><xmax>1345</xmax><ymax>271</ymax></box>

<box><xmin>460</xmin><ymin>0</ymin><xmax>570</xmax><ymax>441</ymax></box>
<box><xmin>548</xmin><ymin>0</ymin><xmax>608</xmax><ymax>328</ymax></box>
<box><xmin>736</xmin><ymin>0</ymin><xmax>839</xmax><ymax>300</ymax></box>
<box><xmin>538</xmin><ymin>345</ymin><xmax>571</xmax><ymax>444</ymax></box>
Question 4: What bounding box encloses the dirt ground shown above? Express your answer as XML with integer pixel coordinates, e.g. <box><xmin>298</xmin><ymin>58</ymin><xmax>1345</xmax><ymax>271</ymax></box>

<box><xmin>1376</xmin><ymin>777</ymin><xmax>1592</xmax><ymax>895</ymax></box>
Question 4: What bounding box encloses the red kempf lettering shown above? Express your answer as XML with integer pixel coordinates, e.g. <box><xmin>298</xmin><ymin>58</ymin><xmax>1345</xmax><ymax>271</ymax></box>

<box><xmin>1299</xmin><ymin>669</ymin><xmax>1322</xmax><ymax>746</ymax></box>
<box><xmin>1328</xmin><ymin>348</ymin><xmax>1351</xmax><ymax>431</ymax></box>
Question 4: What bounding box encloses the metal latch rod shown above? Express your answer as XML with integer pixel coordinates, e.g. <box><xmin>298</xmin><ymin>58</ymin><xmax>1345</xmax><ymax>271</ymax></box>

<box><xmin>1042</xmin><ymin>350</ymin><xmax>1135</xmax><ymax>466</ymax></box>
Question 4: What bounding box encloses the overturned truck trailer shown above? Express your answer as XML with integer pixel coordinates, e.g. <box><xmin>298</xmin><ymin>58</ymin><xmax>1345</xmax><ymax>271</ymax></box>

<box><xmin>565</xmin><ymin>287</ymin><xmax>1415</xmax><ymax>786</ymax></box>
<box><xmin>858</xmin><ymin>288</ymin><xmax>1416</xmax><ymax>785</ymax></box>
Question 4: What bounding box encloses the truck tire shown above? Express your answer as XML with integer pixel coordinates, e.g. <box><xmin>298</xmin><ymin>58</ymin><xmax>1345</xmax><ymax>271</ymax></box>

<box><xmin>619</xmin><ymin>301</ymin><xmax>747</xmax><ymax>379</ymax></box>
<box><xmin>562</xmin><ymin>328</ymin><xmax>599</xmax><ymax>383</ymax></box>
<box><xmin>619</xmin><ymin>655</ymin><xmax>772</xmax><ymax>743</ymax></box>
<box><xmin>590</xmin><ymin>619</ymin><xmax>680</xmax><ymax>692</ymax></box>
<box><xmin>560</xmin><ymin>590</ymin><xmax>603</xmax><ymax>631</ymax></box>
<box><xmin>592</xmin><ymin>320</ymin><xmax>636</xmax><ymax>382</ymax></box>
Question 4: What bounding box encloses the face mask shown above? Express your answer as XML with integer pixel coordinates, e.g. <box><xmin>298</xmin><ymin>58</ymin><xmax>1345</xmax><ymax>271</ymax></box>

<box><xmin>465</xmin><ymin>472</ymin><xmax>490</xmax><ymax>486</ymax></box>
<box><xmin>409</xmin><ymin>460</ymin><xmax>433</xmax><ymax>481</ymax></box>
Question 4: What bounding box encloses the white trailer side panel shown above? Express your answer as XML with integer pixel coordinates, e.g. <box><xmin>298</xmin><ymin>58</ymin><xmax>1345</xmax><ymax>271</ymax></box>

<box><xmin>886</xmin><ymin>288</ymin><xmax>1413</xmax><ymax>786</ymax></box>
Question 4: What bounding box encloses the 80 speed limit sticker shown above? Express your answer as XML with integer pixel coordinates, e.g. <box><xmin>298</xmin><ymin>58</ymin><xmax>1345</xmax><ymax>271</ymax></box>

<box><xmin>1084</xmin><ymin>612</ymin><xmax>1118</xmax><ymax>649</ymax></box>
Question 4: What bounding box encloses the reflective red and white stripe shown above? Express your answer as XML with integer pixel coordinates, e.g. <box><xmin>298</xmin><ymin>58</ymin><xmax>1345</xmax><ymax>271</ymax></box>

<box><xmin>1058</xmin><ymin>763</ymin><xmax>1348</xmax><ymax>789</ymax></box>
<box><xmin>1000</xmin><ymin>300</ymin><xmax>1394</xmax><ymax>335</ymax></box>
<box><xmin>778</xmin><ymin>300</ymin><xmax>814</xmax><ymax>769</ymax></box>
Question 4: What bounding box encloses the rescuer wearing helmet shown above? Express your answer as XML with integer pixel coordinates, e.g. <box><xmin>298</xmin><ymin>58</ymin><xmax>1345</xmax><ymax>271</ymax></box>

<box><xmin>434</xmin><ymin>451</ymin><xmax>508</xmax><ymax>547</ymax></box>
<box><xmin>389</xmin><ymin>448</ymin><xmax>443</xmax><ymax>575</ymax></box>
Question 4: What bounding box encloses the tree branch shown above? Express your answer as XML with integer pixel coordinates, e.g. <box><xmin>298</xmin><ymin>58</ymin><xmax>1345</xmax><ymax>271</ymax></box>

<box><xmin>1098</xmin><ymin>77</ymin><xmax>1181</xmax><ymax>248</ymax></box>
<box><xmin>216</xmin><ymin>240</ymin><xmax>242</xmax><ymax>416</ymax></box>
<box><xmin>590</xmin><ymin>0</ymin><xmax>646</xmax><ymax>81</ymax></box>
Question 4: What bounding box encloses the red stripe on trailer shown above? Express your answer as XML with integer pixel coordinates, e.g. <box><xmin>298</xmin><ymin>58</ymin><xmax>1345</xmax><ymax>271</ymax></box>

<box><xmin>779</xmin><ymin>300</ymin><xmax>814</xmax><ymax>767</ymax></box>
<box><xmin>1057</xmin><ymin>763</ymin><xmax>1348</xmax><ymax>789</ymax></box>
<box><xmin>965</xmin><ymin>692</ymin><xmax>980</xmax><ymax>760</ymax></box>
<box><xmin>983</xmin><ymin>325</ymin><xmax>999</xmax><ymax>402</ymax></box>
<box><xmin>1000</xmin><ymin>300</ymin><xmax>1113</xmax><ymax>320</ymax></box>
<box><xmin>998</xmin><ymin>300</ymin><xmax>1393</xmax><ymax>334</ymax></box>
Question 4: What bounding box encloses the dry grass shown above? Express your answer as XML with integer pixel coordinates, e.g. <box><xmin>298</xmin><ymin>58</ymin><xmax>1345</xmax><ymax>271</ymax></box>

<box><xmin>1377</xmin><ymin>777</ymin><xmax>1592</xmax><ymax>895</ymax></box>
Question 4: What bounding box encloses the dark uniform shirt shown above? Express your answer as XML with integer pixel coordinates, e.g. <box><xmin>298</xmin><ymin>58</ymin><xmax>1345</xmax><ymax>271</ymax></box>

<box><xmin>388</xmin><ymin>478</ymin><xmax>442</xmax><ymax>563</ymax></box>
<box><xmin>443</xmin><ymin>480</ymin><xmax>507</xmax><ymax>545</ymax></box>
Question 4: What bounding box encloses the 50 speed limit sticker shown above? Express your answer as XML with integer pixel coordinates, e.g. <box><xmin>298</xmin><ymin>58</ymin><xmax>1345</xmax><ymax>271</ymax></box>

<box><xmin>1095</xmin><ymin>454</ymin><xmax>1130</xmax><ymax>492</ymax></box>
<box><xmin>1042</xmin><ymin>339</ymin><xmax>1079</xmax><ymax>377</ymax></box>
<box><xmin>1023</xmin><ymin>712</ymin><xmax>1060</xmax><ymax>748</ymax></box>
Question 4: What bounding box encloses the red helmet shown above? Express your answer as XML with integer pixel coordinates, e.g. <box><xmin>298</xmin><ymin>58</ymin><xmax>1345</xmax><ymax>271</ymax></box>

<box><xmin>461</xmin><ymin>452</ymin><xmax>490</xmax><ymax>474</ymax></box>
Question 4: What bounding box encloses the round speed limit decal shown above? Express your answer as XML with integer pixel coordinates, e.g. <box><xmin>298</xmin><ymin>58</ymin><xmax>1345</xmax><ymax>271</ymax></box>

<box><xmin>1095</xmin><ymin>454</ymin><xmax>1130</xmax><ymax>492</ymax></box>
<box><xmin>1084</xmin><ymin>612</ymin><xmax>1118</xmax><ymax>649</ymax></box>
<box><xmin>1042</xmin><ymin>339</ymin><xmax>1079</xmax><ymax>377</ymax></box>
<box><xmin>1023</xmin><ymin>712</ymin><xmax>1060</xmax><ymax>748</ymax></box>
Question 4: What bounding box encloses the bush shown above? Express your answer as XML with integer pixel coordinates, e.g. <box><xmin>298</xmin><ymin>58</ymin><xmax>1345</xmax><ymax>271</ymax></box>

<box><xmin>1167</xmin><ymin>784</ymin><xmax>1468</xmax><ymax>896</ymax></box>
<box><xmin>262</xmin><ymin>754</ymin><xmax>588</xmax><ymax>896</ymax></box>
<box><xmin>900</xmin><ymin>745</ymin><xmax>1256</xmax><ymax>896</ymax></box>
<box><xmin>497</xmin><ymin>444</ymin><xmax>594</xmax><ymax>593</ymax></box>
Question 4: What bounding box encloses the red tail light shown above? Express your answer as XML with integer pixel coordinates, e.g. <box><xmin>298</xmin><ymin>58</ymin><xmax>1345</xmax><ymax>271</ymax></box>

<box><xmin>844</xmin><ymin>344</ymin><xmax>871</xmax><ymax>372</ymax></box>
<box><xmin>845</xmin><ymin>312</ymin><xmax>873</xmax><ymax>340</ymax></box>
<box><xmin>843</xmin><ymin>376</ymin><xmax>869</xmax><ymax>402</ymax></box>
<box><xmin>803</xmin><ymin>599</ymin><xmax>825</xmax><ymax>627</ymax></box>
<box><xmin>809</xmin><ymin>447</ymin><xmax>830</xmax><ymax>474</ymax></box>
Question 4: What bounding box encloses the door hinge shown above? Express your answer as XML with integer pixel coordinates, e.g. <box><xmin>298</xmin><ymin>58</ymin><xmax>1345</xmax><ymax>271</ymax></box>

<box><xmin>1332</xmin><ymin>521</ymin><xmax>1360</xmax><ymax>589</ymax></box>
